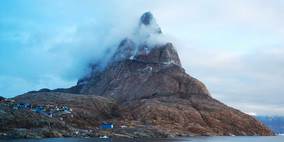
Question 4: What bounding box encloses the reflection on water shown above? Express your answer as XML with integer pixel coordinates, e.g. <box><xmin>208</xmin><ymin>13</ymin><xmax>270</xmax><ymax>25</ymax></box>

<box><xmin>0</xmin><ymin>136</ymin><xmax>283</xmax><ymax>142</ymax></box>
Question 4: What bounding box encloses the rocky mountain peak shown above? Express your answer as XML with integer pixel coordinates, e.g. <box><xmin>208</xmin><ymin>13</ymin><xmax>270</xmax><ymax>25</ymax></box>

<box><xmin>140</xmin><ymin>12</ymin><xmax>154</xmax><ymax>25</ymax></box>
<box><xmin>77</xmin><ymin>12</ymin><xmax>182</xmax><ymax>91</ymax></box>
<box><xmin>73</xmin><ymin>13</ymin><xmax>205</xmax><ymax>102</ymax></box>
<box><xmin>138</xmin><ymin>11</ymin><xmax>162</xmax><ymax>34</ymax></box>
<box><xmin>112</xmin><ymin>12</ymin><xmax>180</xmax><ymax>67</ymax></box>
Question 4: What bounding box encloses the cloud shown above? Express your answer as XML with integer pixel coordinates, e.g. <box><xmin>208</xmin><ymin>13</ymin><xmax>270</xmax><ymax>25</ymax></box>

<box><xmin>0</xmin><ymin>0</ymin><xmax>144</xmax><ymax>97</ymax></box>
<box><xmin>149</xmin><ymin>0</ymin><xmax>284</xmax><ymax>115</ymax></box>
<box><xmin>177</xmin><ymin>43</ymin><xmax>284</xmax><ymax>115</ymax></box>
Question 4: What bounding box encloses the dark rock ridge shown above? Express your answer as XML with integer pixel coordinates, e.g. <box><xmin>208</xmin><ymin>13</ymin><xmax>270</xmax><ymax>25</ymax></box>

<box><xmin>140</xmin><ymin>12</ymin><xmax>154</xmax><ymax>26</ymax></box>
<box><xmin>139</xmin><ymin>12</ymin><xmax>162</xmax><ymax>33</ymax></box>
<box><xmin>8</xmin><ymin>12</ymin><xmax>273</xmax><ymax>138</ymax></box>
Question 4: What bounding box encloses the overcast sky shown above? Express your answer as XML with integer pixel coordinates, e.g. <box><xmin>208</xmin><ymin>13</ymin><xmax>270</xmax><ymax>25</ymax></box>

<box><xmin>0</xmin><ymin>0</ymin><xmax>283</xmax><ymax>116</ymax></box>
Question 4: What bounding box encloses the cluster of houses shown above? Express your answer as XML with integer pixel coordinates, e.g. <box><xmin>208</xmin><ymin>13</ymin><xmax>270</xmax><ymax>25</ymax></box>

<box><xmin>0</xmin><ymin>97</ymin><xmax>72</xmax><ymax>118</ymax></box>
<box><xmin>13</xmin><ymin>103</ymin><xmax>72</xmax><ymax>118</ymax></box>
<box><xmin>2</xmin><ymin>96</ymin><xmax>128</xmax><ymax>138</ymax></box>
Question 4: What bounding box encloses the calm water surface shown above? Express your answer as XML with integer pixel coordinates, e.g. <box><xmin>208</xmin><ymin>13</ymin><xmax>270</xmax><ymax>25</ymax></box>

<box><xmin>0</xmin><ymin>136</ymin><xmax>283</xmax><ymax>142</ymax></box>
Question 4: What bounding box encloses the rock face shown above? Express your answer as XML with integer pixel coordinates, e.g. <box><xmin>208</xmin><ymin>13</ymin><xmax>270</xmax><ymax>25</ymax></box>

<box><xmin>10</xmin><ymin>12</ymin><xmax>273</xmax><ymax>138</ymax></box>
<box><xmin>75</xmin><ymin>12</ymin><xmax>194</xmax><ymax>102</ymax></box>
<box><xmin>76</xmin><ymin>42</ymin><xmax>190</xmax><ymax>102</ymax></box>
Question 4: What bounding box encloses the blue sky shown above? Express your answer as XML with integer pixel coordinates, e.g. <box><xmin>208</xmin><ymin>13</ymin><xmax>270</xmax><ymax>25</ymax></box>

<box><xmin>1</xmin><ymin>0</ymin><xmax>284</xmax><ymax>115</ymax></box>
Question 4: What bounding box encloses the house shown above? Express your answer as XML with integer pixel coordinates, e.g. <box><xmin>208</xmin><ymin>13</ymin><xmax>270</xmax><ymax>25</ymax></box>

<box><xmin>33</xmin><ymin>106</ymin><xmax>45</xmax><ymax>113</ymax></box>
<box><xmin>100</xmin><ymin>123</ymin><xmax>114</xmax><ymax>129</ymax></box>
<box><xmin>17</xmin><ymin>103</ymin><xmax>32</xmax><ymax>109</ymax></box>
<box><xmin>43</xmin><ymin>112</ymin><xmax>53</xmax><ymax>118</ymax></box>
<box><xmin>62</xmin><ymin>106</ymin><xmax>72</xmax><ymax>114</ymax></box>
<box><xmin>120</xmin><ymin>125</ymin><xmax>127</xmax><ymax>128</ymax></box>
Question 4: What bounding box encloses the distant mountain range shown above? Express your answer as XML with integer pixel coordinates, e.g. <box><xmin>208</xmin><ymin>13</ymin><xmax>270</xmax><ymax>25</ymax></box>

<box><xmin>255</xmin><ymin>116</ymin><xmax>284</xmax><ymax>134</ymax></box>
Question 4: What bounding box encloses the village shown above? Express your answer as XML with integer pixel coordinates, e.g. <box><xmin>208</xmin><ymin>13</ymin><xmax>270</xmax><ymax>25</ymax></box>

<box><xmin>0</xmin><ymin>96</ymin><xmax>72</xmax><ymax>118</ymax></box>
<box><xmin>1</xmin><ymin>96</ymin><xmax>118</xmax><ymax>138</ymax></box>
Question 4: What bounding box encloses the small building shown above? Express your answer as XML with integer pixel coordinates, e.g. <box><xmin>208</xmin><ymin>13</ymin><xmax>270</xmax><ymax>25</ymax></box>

<box><xmin>17</xmin><ymin>103</ymin><xmax>32</xmax><ymax>109</ymax></box>
<box><xmin>43</xmin><ymin>112</ymin><xmax>53</xmax><ymax>118</ymax></box>
<box><xmin>33</xmin><ymin>106</ymin><xmax>45</xmax><ymax>113</ymax></box>
<box><xmin>62</xmin><ymin>106</ymin><xmax>72</xmax><ymax>114</ymax></box>
<box><xmin>100</xmin><ymin>123</ymin><xmax>114</xmax><ymax>129</ymax></box>
<box><xmin>120</xmin><ymin>125</ymin><xmax>127</xmax><ymax>128</ymax></box>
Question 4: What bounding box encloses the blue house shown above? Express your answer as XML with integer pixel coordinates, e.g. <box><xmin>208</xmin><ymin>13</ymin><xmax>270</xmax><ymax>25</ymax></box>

<box><xmin>17</xmin><ymin>103</ymin><xmax>32</xmax><ymax>109</ymax></box>
<box><xmin>100</xmin><ymin>123</ymin><xmax>114</xmax><ymax>129</ymax></box>
<box><xmin>33</xmin><ymin>106</ymin><xmax>45</xmax><ymax>113</ymax></box>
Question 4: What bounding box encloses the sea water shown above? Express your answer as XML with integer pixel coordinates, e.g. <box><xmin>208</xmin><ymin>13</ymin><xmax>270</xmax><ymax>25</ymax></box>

<box><xmin>0</xmin><ymin>136</ymin><xmax>283</xmax><ymax>142</ymax></box>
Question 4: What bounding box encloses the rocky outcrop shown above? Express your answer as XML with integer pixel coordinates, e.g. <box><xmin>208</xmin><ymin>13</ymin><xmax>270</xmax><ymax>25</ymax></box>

<box><xmin>120</xmin><ymin>95</ymin><xmax>272</xmax><ymax>136</ymax></box>
<box><xmin>5</xmin><ymin>12</ymin><xmax>274</xmax><ymax>138</ymax></box>
<box><xmin>76</xmin><ymin>58</ymin><xmax>206</xmax><ymax>102</ymax></box>
<box><xmin>139</xmin><ymin>11</ymin><xmax>162</xmax><ymax>34</ymax></box>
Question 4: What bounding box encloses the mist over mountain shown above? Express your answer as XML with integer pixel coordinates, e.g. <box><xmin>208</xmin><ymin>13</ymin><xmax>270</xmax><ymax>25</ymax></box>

<box><xmin>2</xmin><ymin>12</ymin><xmax>273</xmax><ymax>138</ymax></box>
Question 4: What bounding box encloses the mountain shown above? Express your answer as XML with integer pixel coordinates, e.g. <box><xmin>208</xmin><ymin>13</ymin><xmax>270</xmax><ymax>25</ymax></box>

<box><xmin>2</xmin><ymin>12</ymin><xmax>273</xmax><ymax>138</ymax></box>
<box><xmin>255</xmin><ymin>116</ymin><xmax>284</xmax><ymax>134</ymax></box>
<box><xmin>64</xmin><ymin>12</ymin><xmax>209</xmax><ymax>102</ymax></box>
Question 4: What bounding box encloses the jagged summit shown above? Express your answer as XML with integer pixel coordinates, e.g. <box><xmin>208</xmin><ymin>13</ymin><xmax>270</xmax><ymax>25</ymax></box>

<box><xmin>72</xmin><ymin>12</ymin><xmax>209</xmax><ymax>101</ymax></box>
<box><xmin>140</xmin><ymin>12</ymin><xmax>154</xmax><ymax>25</ymax></box>
<box><xmin>111</xmin><ymin>12</ymin><xmax>179</xmax><ymax>68</ymax></box>
<box><xmin>138</xmin><ymin>11</ymin><xmax>162</xmax><ymax>34</ymax></box>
